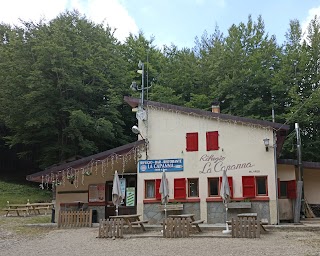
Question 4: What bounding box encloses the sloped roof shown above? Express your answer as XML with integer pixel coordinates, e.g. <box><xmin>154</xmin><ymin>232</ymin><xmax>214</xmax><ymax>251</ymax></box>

<box><xmin>124</xmin><ymin>96</ymin><xmax>290</xmax><ymax>131</ymax></box>
<box><xmin>124</xmin><ymin>96</ymin><xmax>290</xmax><ymax>157</ymax></box>
<box><xmin>26</xmin><ymin>140</ymin><xmax>144</xmax><ymax>183</ymax></box>
<box><xmin>278</xmin><ymin>159</ymin><xmax>320</xmax><ymax>169</ymax></box>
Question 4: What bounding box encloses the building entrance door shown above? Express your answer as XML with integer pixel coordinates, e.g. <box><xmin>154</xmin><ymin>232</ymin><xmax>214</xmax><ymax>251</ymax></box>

<box><xmin>105</xmin><ymin>175</ymin><xmax>137</xmax><ymax>218</ymax></box>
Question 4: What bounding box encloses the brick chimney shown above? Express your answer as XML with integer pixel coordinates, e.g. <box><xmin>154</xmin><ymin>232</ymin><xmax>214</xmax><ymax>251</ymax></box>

<box><xmin>211</xmin><ymin>100</ymin><xmax>220</xmax><ymax>113</ymax></box>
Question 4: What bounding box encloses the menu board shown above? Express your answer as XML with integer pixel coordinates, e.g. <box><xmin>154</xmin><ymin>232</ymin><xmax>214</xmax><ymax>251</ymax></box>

<box><xmin>126</xmin><ymin>187</ymin><xmax>135</xmax><ymax>206</ymax></box>
<box><xmin>88</xmin><ymin>184</ymin><xmax>105</xmax><ymax>202</ymax></box>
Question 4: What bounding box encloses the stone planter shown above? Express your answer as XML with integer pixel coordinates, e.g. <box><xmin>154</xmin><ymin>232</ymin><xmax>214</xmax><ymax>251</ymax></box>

<box><xmin>227</xmin><ymin>202</ymin><xmax>252</xmax><ymax>209</ymax></box>
<box><xmin>159</xmin><ymin>204</ymin><xmax>184</xmax><ymax>211</ymax></box>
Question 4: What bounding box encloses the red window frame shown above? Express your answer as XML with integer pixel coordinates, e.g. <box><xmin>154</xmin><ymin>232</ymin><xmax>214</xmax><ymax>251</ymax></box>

<box><xmin>145</xmin><ymin>179</ymin><xmax>161</xmax><ymax>199</ymax></box>
<box><xmin>206</xmin><ymin>131</ymin><xmax>219</xmax><ymax>151</ymax></box>
<box><xmin>187</xmin><ymin>178</ymin><xmax>199</xmax><ymax>197</ymax></box>
<box><xmin>208</xmin><ymin>177</ymin><xmax>219</xmax><ymax>197</ymax></box>
<box><xmin>174</xmin><ymin>178</ymin><xmax>186</xmax><ymax>199</ymax></box>
<box><xmin>256</xmin><ymin>176</ymin><xmax>268</xmax><ymax>196</ymax></box>
<box><xmin>186</xmin><ymin>132</ymin><xmax>198</xmax><ymax>152</ymax></box>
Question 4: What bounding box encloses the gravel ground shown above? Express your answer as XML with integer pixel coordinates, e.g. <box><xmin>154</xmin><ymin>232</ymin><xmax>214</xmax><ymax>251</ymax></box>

<box><xmin>1</xmin><ymin>226</ymin><xmax>320</xmax><ymax>256</ymax></box>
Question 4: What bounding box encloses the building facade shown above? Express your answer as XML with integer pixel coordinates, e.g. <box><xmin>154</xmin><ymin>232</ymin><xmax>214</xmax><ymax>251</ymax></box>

<box><xmin>125</xmin><ymin>97</ymin><xmax>289</xmax><ymax>224</ymax></box>
<box><xmin>27</xmin><ymin>97</ymin><xmax>320</xmax><ymax>224</ymax></box>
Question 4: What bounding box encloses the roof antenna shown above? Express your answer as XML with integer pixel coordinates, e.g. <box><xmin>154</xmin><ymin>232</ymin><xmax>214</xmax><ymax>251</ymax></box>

<box><xmin>146</xmin><ymin>50</ymin><xmax>149</xmax><ymax>101</ymax></box>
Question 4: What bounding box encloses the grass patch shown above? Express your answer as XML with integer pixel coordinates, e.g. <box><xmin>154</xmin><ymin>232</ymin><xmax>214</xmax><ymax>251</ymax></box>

<box><xmin>0</xmin><ymin>180</ymin><xmax>52</xmax><ymax>208</ymax></box>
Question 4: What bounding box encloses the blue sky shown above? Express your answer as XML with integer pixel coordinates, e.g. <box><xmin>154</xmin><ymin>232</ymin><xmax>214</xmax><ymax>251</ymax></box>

<box><xmin>1</xmin><ymin>0</ymin><xmax>320</xmax><ymax>48</ymax></box>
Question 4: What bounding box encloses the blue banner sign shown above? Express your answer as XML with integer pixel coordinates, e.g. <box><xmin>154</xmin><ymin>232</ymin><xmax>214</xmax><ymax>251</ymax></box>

<box><xmin>139</xmin><ymin>158</ymin><xmax>184</xmax><ymax>173</ymax></box>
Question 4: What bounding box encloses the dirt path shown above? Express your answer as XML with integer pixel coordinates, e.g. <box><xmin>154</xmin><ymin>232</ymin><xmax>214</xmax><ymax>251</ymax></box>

<box><xmin>0</xmin><ymin>225</ymin><xmax>319</xmax><ymax>256</ymax></box>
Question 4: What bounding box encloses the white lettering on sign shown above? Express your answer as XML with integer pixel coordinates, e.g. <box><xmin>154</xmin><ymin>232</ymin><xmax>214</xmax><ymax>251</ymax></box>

<box><xmin>199</xmin><ymin>154</ymin><xmax>255</xmax><ymax>174</ymax></box>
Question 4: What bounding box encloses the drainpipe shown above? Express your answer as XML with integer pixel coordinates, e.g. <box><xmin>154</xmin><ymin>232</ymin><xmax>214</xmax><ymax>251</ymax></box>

<box><xmin>272</xmin><ymin>108</ymin><xmax>279</xmax><ymax>225</ymax></box>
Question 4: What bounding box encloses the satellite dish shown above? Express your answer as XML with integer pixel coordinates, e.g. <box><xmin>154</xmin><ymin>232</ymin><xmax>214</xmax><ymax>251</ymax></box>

<box><xmin>136</xmin><ymin>109</ymin><xmax>147</xmax><ymax>121</ymax></box>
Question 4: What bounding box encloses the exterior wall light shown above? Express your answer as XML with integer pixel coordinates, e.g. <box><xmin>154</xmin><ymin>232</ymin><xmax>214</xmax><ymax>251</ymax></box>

<box><xmin>132</xmin><ymin>125</ymin><xmax>148</xmax><ymax>159</ymax></box>
<box><xmin>132</xmin><ymin>125</ymin><xmax>144</xmax><ymax>139</ymax></box>
<box><xmin>263</xmin><ymin>138</ymin><xmax>270</xmax><ymax>152</ymax></box>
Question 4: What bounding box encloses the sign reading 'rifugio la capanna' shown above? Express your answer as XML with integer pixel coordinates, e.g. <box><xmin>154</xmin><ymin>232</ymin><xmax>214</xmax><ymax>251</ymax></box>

<box><xmin>199</xmin><ymin>154</ymin><xmax>255</xmax><ymax>174</ymax></box>
<box><xmin>139</xmin><ymin>158</ymin><xmax>184</xmax><ymax>173</ymax></box>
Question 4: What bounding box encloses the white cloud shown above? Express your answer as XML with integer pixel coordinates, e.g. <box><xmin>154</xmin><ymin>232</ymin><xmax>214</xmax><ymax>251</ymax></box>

<box><xmin>301</xmin><ymin>6</ymin><xmax>320</xmax><ymax>40</ymax></box>
<box><xmin>0</xmin><ymin>0</ymin><xmax>138</xmax><ymax>42</ymax></box>
<box><xmin>85</xmin><ymin>0</ymin><xmax>138</xmax><ymax>41</ymax></box>
<box><xmin>0</xmin><ymin>0</ymin><xmax>68</xmax><ymax>24</ymax></box>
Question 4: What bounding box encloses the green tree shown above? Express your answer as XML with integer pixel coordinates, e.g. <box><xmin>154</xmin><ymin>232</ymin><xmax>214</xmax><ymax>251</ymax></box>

<box><xmin>0</xmin><ymin>11</ymin><xmax>131</xmax><ymax>168</ymax></box>
<box><xmin>286</xmin><ymin>17</ymin><xmax>320</xmax><ymax>161</ymax></box>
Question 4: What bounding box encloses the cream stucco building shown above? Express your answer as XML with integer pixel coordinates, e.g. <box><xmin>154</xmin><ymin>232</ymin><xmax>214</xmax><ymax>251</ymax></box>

<box><xmin>27</xmin><ymin>97</ymin><xmax>320</xmax><ymax>223</ymax></box>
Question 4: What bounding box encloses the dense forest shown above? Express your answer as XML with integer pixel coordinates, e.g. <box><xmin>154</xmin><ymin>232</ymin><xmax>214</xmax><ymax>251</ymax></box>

<box><xmin>0</xmin><ymin>11</ymin><xmax>319</xmax><ymax>174</ymax></box>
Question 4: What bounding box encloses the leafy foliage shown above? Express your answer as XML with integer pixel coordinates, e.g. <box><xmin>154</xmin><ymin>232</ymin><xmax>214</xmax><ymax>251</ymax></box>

<box><xmin>1</xmin><ymin>12</ymin><xmax>320</xmax><ymax>175</ymax></box>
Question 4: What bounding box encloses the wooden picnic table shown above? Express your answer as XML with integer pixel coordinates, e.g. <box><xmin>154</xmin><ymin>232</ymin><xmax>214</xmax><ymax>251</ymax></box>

<box><xmin>168</xmin><ymin>213</ymin><xmax>204</xmax><ymax>232</ymax></box>
<box><xmin>3</xmin><ymin>204</ymin><xmax>31</xmax><ymax>217</ymax></box>
<box><xmin>109</xmin><ymin>214</ymin><xmax>148</xmax><ymax>232</ymax></box>
<box><xmin>28</xmin><ymin>203</ymin><xmax>54</xmax><ymax>215</ymax></box>
<box><xmin>3</xmin><ymin>202</ymin><xmax>54</xmax><ymax>217</ymax></box>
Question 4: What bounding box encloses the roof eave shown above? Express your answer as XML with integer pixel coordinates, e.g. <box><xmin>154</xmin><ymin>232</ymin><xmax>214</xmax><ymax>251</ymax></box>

<box><xmin>26</xmin><ymin>140</ymin><xmax>144</xmax><ymax>183</ymax></box>
<box><xmin>124</xmin><ymin>96</ymin><xmax>290</xmax><ymax>131</ymax></box>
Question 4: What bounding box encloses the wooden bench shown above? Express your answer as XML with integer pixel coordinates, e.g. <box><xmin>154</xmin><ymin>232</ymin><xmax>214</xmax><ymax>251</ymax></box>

<box><xmin>191</xmin><ymin>220</ymin><xmax>204</xmax><ymax>232</ymax></box>
<box><xmin>33</xmin><ymin>206</ymin><xmax>51</xmax><ymax>215</ymax></box>
<box><xmin>109</xmin><ymin>214</ymin><xmax>147</xmax><ymax>233</ymax></box>
<box><xmin>131</xmin><ymin>220</ymin><xmax>148</xmax><ymax>231</ymax></box>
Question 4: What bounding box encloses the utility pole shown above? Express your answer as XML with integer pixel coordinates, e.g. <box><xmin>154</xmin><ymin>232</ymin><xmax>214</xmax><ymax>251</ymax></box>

<box><xmin>294</xmin><ymin>123</ymin><xmax>304</xmax><ymax>223</ymax></box>
<box><xmin>272</xmin><ymin>106</ymin><xmax>279</xmax><ymax>225</ymax></box>
<box><xmin>295</xmin><ymin>123</ymin><xmax>303</xmax><ymax>181</ymax></box>
<box><xmin>138</xmin><ymin>61</ymin><xmax>145</xmax><ymax>107</ymax></box>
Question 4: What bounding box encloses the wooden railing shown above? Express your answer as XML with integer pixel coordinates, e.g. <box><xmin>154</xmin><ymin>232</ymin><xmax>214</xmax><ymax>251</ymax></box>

<box><xmin>162</xmin><ymin>217</ymin><xmax>191</xmax><ymax>238</ymax></box>
<box><xmin>98</xmin><ymin>219</ymin><xmax>124</xmax><ymax>238</ymax></box>
<box><xmin>58</xmin><ymin>210</ymin><xmax>92</xmax><ymax>228</ymax></box>
<box><xmin>231</xmin><ymin>217</ymin><xmax>260</xmax><ymax>238</ymax></box>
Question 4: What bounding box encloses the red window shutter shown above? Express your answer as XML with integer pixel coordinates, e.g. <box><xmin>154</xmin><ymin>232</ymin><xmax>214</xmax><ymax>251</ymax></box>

<box><xmin>206</xmin><ymin>131</ymin><xmax>219</xmax><ymax>151</ymax></box>
<box><xmin>155</xmin><ymin>179</ymin><xmax>161</xmax><ymax>200</ymax></box>
<box><xmin>219</xmin><ymin>176</ymin><xmax>233</xmax><ymax>198</ymax></box>
<box><xmin>287</xmin><ymin>180</ymin><xmax>297</xmax><ymax>199</ymax></box>
<box><xmin>242</xmin><ymin>176</ymin><xmax>255</xmax><ymax>198</ymax></box>
<box><xmin>186</xmin><ymin>133</ymin><xmax>198</xmax><ymax>152</ymax></box>
<box><xmin>174</xmin><ymin>178</ymin><xmax>186</xmax><ymax>199</ymax></box>
<box><xmin>228</xmin><ymin>177</ymin><xmax>233</xmax><ymax>198</ymax></box>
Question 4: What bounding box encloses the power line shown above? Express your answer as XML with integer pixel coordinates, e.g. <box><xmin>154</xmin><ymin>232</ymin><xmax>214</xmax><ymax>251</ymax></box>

<box><xmin>275</xmin><ymin>85</ymin><xmax>320</xmax><ymax>131</ymax></box>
